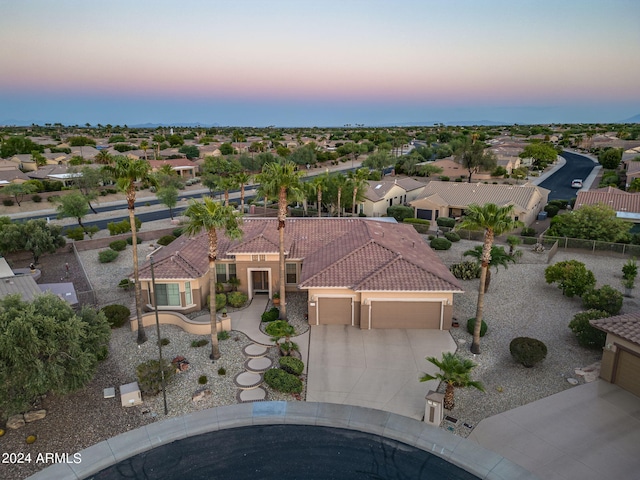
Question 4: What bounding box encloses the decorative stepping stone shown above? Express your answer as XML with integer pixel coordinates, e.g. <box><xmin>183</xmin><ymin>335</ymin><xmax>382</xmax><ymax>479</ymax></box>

<box><xmin>244</xmin><ymin>356</ymin><xmax>273</xmax><ymax>373</ymax></box>
<box><xmin>243</xmin><ymin>343</ymin><xmax>268</xmax><ymax>358</ymax></box>
<box><xmin>237</xmin><ymin>387</ymin><xmax>267</xmax><ymax>403</ymax></box>
<box><xmin>234</xmin><ymin>372</ymin><xmax>263</xmax><ymax>389</ymax></box>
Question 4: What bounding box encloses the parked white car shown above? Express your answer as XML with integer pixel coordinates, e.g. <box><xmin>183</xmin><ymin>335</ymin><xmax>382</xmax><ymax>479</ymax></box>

<box><xmin>571</xmin><ymin>179</ymin><xmax>583</xmax><ymax>189</ymax></box>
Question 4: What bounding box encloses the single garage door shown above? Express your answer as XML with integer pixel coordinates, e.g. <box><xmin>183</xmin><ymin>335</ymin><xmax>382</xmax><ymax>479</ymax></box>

<box><xmin>417</xmin><ymin>209</ymin><xmax>432</xmax><ymax>220</ymax></box>
<box><xmin>371</xmin><ymin>301</ymin><xmax>441</xmax><ymax>329</ymax></box>
<box><xmin>614</xmin><ymin>349</ymin><xmax>640</xmax><ymax>397</ymax></box>
<box><xmin>318</xmin><ymin>297</ymin><xmax>352</xmax><ymax>325</ymax></box>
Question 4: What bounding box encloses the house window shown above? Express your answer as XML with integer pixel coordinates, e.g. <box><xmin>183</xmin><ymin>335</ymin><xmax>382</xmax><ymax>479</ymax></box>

<box><xmin>286</xmin><ymin>263</ymin><xmax>297</xmax><ymax>284</ymax></box>
<box><xmin>216</xmin><ymin>264</ymin><xmax>227</xmax><ymax>283</ymax></box>
<box><xmin>155</xmin><ymin>283</ymin><xmax>181</xmax><ymax>307</ymax></box>
<box><xmin>185</xmin><ymin>282</ymin><xmax>192</xmax><ymax>305</ymax></box>
<box><xmin>229</xmin><ymin>264</ymin><xmax>237</xmax><ymax>279</ymax></box>
<box><xmin>251</xmin><ymin>254</ymin><xmax>266</xmax><ymax>262</ymax></box>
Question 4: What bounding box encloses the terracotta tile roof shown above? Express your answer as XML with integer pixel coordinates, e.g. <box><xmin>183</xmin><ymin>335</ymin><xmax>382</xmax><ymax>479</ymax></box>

<box><xmin>575</xmin><ymin>189</ymin><xmax>640</xmax><ymax>214</ymax></box>
<box><xmin>591</xmin><ymin>312</ymin><xmax>640</xmax><ymax>346</ymax></box>
<box><xmin>411</xmin><ymin>181</ymin><xmax>548</xmax><ymax>211</ymax></box>
<box><xmin>140</xmin><ymin>218</ymin><xmax>462</xmax><ymax>293</ymax></box>
<box><xmin>149</xmin><ymin>158</ymin><xmax>196</xmax><ymax>169</ymax></box>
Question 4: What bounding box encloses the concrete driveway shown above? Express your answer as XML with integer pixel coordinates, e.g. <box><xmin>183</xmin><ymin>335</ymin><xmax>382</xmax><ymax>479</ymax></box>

<box><xmin>306</xmin><ymin>325</ymin><xmax>456</xmax><ymax>420</ymax></box>
<box><xmin>467</xmin><ymin>380</ymin><xmax>640</xmax><ymax>480</ymax></box>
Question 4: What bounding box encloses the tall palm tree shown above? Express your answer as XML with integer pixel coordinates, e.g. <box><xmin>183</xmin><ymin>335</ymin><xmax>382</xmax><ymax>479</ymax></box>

<box><xmin>348</xmin><ymin>167</ymin><xmax>370</xmax><ymax>216</ymax></box>
<box><xmin>307</xmin><ymin>173</ymin><xmax>328</xmax><ymax>218</ymax></box>
<box><xmin>458</xmin><ymin>204</ymin><xmax>523</xmax><ymax>354</ymax></box>
<box><xmin>140</xmin><ymin>140</ymin><xmax>149</xmax><ymax>160</ymax></box>
<box><xmin>330</xmin><ymin>174</ymin><xmax>349</xmax><ymax>217</ymax></box>
<box><xmin>420</xmin><ymin>352</ymin><xmax>484</xmax><ymax>410</ymax></box>
<box><xmin>103</xmin><ymin>156</ymin><xmax>155</xmax><ymax>344</ymax></box>
<box><xmin>463</xmin><ymin>245</ymin><xmax>516</xmax><ymax>292</ymax></box>
<box><xmin>217</xmin><ymin>176</ymin><xmax>239</xmax><ymax>207</ymax></box>
<box><xmin>183</xmin><ymin>197</ymin><xmax>243</xmax><ymax>360</ymax></box>
<box><xmin>94</xmin><ymin>150</ymin><xmax>113</xmax><ymax>165</ymax></box>
<box><xmin>233</xmin><ymin>171</ymin><xmax>252</xmax><ymax>212</ymax></box>
<box><xmin>256</xmin><ymin>160</ymin><xmax>305</xmax><ymax>320</ymax></box>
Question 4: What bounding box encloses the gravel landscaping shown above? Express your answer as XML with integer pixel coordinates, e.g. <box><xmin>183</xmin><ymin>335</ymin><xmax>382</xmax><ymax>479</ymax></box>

<box><xmin>2</xmin><ymin>224</ymin><xmax>637</xmax><ymax>479</ymax></box>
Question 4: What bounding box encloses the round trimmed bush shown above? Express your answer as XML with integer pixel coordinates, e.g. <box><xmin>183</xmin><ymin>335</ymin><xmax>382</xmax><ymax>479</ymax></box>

<box><xmin>569</xmin><ymin>310</ymin><xmax>609</xmax><ymax>349</ymax></box>
<box><xmin>172</xmin><ymin>227</ymin><xmax>183</xmax><ymax>237</ymax></box>
<box><xmin>157</xmin><ymin>235</ymin><xmax>176</xmax><ymax>246</ymax></box>
<box><xmin>261</xmin><ymin>307</ymin><xmax>280</xmax><ymax>323</ymax></box>
<box><xmin>467</xmin><ymin>318</ymin><xmax>488</xmax><ymax>337</ymax></box>
<box><xmin>198</xmin><ymin>375</ymin><xmax>208</xmax><ymax>385</ymax></box>
<box><xmin>126</xmin><ymin>236</ymin><xmax>142</xmax><ymax>245</ymax></box>
<box><xmin>279</xmin><ymin>356</ymin><xmax>304</xmax><ymax>376</ymax></box>
<box><xmin>264</xmin><ymin>368</ymin><xmax>303</xmax><ymax>393</ymax></box>
<box><xmin>430</xmin><ymin>238</ymin><xmax>452</xmax><ymax>250</ymax></box>
<box><xmin>136</xmin><ymin>359</ymin><xmax>175</xmax><ymax>395</ymax></box>
<box><xmin>444</xmin><ymin>231</ymin><xmax>460</xmax><ymax>242</ymax></box>
<box><xmin>436</xmin><ymin>217</ymin><xmax>456</xmax><ymax>228</ymax></box>
<box><xmin>109</xmin><ymin>239</ymin><xmax>127</xmax><ymax>251</ymax></box>
<box><xmin>101</xmin><ymin>304</ymin><xmax>131</xmax><ymax>328</ymax></box>
<box><xmin>227</xmin><ymin>291</ymin><xmax>248</xmax><ymax>308</ymax></box>
<box><xmin>544</xmin><ymin>204</ymin><xmax>560</xmax><ymax>218</ymax></box>
<box><xmin>510</xmin><ymin>337</ymin><xmax>547</xmax><ymax>367</ymax></box>
<box><xmin>98</xmin><ymin>249</ymin><xmax>119</xmax><ymax>263</ymax></box>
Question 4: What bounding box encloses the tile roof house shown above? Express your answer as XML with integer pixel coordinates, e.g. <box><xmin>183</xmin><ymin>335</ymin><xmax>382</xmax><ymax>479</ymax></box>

<box><xmin>575</xmin><ymin>187</ymin><xmax>640</xmax><ymax>223</ymax></box>
<box><xmin>148</xmin><ymin>158</ymin><xmax>197</xmax><ymax>179</ymax></box>
<box><xmin>591</xmin><ymin>312</ymin><xmax>640</xmax><ymax>397</ymax></box>
<box><xmin>136</xmin><ymin>218</ymin><xmax>463</xmax><ymax>330</ymax></box>
<box><xmin>409</xmin><ymin>180</ymin><xmax>549</xmax><ymax>225</ymax></box>
<box><xmin>361</xmin><ymin>178</ymin><xmax>427</xmax><ymax>217</ymax></box>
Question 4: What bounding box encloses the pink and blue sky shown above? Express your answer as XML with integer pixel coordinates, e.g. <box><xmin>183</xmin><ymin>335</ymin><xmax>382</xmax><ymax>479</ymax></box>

<box><xmin>1</xmin><ymin>0</ymin><xmax>639</xmax><ymax>126</ymax></box>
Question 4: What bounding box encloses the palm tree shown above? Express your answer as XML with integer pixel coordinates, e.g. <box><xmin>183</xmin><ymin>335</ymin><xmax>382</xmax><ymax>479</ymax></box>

<box><xmin>103</xmin><ymin>156</ymin><xmax>155</xmax><ymax>344</ymax></box>
<box><xmin>94</xmin><ymin>150</ymin><xmax>113</xmax><ymax>165</ymax></box>
<box><xmin>348</xmin><ymin>168</ymin><xmax>370</xmax><ymax>216</ymax></box>
<box><xmin>331</xmin><ymin>174</ymin><xmax>349</xmax><ymax>217</ymax></box>
<box><xmin>463</xmin><ymin>245</ymin><xmax>516</xmax><ymax>292</ymax></box>
<box><xmin>420</xmin><ymin>352</ymin><xmax>484</xmax><ymax>410</ymax></box>
<box><xmin>307</xmin><ymin>173</ymin><xmax>328</xmax><ymax>218</ymax></box>
<box><xmin>183</xmin><ymin>197</ymin><xmax>243</xmax><ymax>360</ymax></box>
<box><xmin>233</xmin><ymin>172</ymin><xmax>252</xmax><ymax>212</ymax></box>
<box><xmin>217</xmin><ymin>176</ymin><xmax>239</xmax><ymax>207</ymax></box>
<box><xmin>140</xmin><ymin>140</ymin><xmax>149</xmax><ymax>160</ymax></box>
<box><xmin>458</xmin><ymin>204</ymin><xmax>523</xmax><ymax>354</ymax></box>
<box><xmin>256</xmin><ymin>160</ymin><xmax>305</xmax><ymax>320</ymax></box>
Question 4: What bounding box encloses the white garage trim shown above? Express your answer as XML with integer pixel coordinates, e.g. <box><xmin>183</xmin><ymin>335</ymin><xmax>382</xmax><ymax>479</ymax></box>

<box><xmin>364</xmin><ymin>297</ymin><xmax>447</xmax><ymax>330</ymax></box>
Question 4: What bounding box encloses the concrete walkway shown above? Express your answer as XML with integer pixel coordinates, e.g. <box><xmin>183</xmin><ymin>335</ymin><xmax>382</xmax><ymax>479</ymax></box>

<box><xmin>468</xmin><ymin>380</ymin><xmax>640</xmax><ymax>480</ymax></box>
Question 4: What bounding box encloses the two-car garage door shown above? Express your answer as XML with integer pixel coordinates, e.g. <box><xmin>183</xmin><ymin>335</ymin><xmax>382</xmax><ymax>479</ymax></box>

<box><xmin>370</xmin><ymin>301</ymin><xmax>441</xmax><ymax>329</ymax></box>
<box><xmin>614</xmin><ymin>349</ymin><xmax>640</xmax><ymax>397</ymax></box>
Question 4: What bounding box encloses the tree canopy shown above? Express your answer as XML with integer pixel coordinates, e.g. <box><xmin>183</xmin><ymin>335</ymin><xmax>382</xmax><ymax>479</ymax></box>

<box><xmin>0</xmin><ymin>217</ymin><xmax>66</xmax><ymax>263</ymax></box>
<box><xmin>598</xmin><ymin>147</ymin><xmax>623</xmax><ymax>170</ymax></box>
<box><xmin>519</xmin><ymin>142</ymin><xmax>558</xmax><ymax>168</ymax></box>
<box><xmin>547</xmin><ymin>203</ymin><xmax>631</xmax><ymax>242</ymax></box>
<box><xmin>0</xmin><ymin>293</ymin><xmax>111</xmax><ymax>417</ymax></box>
<box><xmin>455</xmin><ymin>139</ymin><xmax>497</xmax><ymax>182</ymax></box>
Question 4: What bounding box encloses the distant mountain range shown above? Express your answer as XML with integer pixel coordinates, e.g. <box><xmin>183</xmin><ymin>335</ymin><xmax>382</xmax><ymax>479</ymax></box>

<box><xmin>622</xmin><ymin>114</ymin><xmax>640</xmax><ymax>123</ymax></box>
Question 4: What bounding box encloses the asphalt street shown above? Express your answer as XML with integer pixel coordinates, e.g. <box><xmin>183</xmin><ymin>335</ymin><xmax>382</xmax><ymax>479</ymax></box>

<box><xmin>539</xmin><ymin>150</ymin><xmax>598</xmax><ymax>200</ymax></box>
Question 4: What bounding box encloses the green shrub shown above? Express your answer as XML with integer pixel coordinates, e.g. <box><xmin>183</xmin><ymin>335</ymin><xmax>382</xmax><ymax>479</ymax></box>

<box><xmin>279</xmin><ymin>356</ymin><xmax>304</xmax><ymax>376</ymax></box>
<box><xmin>444</xmin><ymin>231</ymin><xmax>460</xmax><ymax>242</ymax></box>
<box><xmin>215</xmin><ymin>293</ymin><xmax>227</xmax><ymax>310</ymax></box>
<box><xmin>403</xmin><ymin>217</ymin><xmax>430</xmax><ymax>233</ymax></box>
<box><xmin>264</xmin><ymin>368</ymin><xmax>303</xmax><ymax>393</ymax></box>
<box><xmin>136</xmin><ymin>359</ymin><xmax>175</xmax><ymax>395</ymax></box>
<box><xmin>227</xmin><ymin>291</ymin><xmax>248</xmax><ymax>308</ymax></box>
<box><xmin>3</xmin><ymin>199</ymin><xmax>14</xmax><ymax>207</ymax></box>
<box><xmin>101</xmin><ymin>304</ymin><xmax>131</xmax><ymax>328</ymax></box>
<box><xmin>126</xmin><ymin>235</ymin><xmax>142</xmax><ymax>245</ymax></box>
<box><xmin>430</xmin><ymin>238</ymin><xmax>452</xmax><ymax>250</ymax></box>
<box><xmin>582</xmin><ymin>285</ymin><xmax>623</xmax><ymax>315</ymax></box>
<box><xmin>261</xmin><ymin>307</ymin><xmax>280</xmax><ymax>323</ymax></box>
<box><xmin>439</xmin><ymin>175</ymin><xmax>450</xmax><ymax>182</ymax></box>
<box><xmin>32</xmin><ymin>194</ymin><xmax>42</xmax><ymax>203</ymax></box>
<box><xmin>467</xmin><ymin>318</ymin><xmax>488</xmax><ymax>337</ymax></box>
<box><xmin>450</xmin><ymin>261</ymin><xmax>481</xmax><ymax>280</ymax></box>
<box><xmin>545</xmin><ymin>260</ymin><xmax>596</xmax><ymax>298</ymax></box>
<box><xmin>172</xmin><ymin>227</ymin><xmax>183</xmax><ymax>237</ymax></box>
<box><xmin>436</xmin><ymin>217</ymin><xmax>456</xmax><ymax>228</ymax></box>
<box><xmin>108</xmin><ymin>217</ymin><xmax>142</xmax><ymax>235</ymax></box>
<box><xmin>217</xmin><ymin>367</ymin><xmax>226</xmax><ymax>376</ymax></box>
<box><xmin>157</xmin><ymin>235</ymin><xmax>176</xmax><ymax>246</ymax></box>
<box><xmin>521</xmin><ymin>227</ymin><xmax>536</xmax><ymax>237</ymax></box>
<box><xmin>191</xmin><ymin>339</ymin><xmax>209</xmax><ymax>348</ymax></box>
<box><xmin>549</xmin><ymin>199</ymin><xmax>568</xmax><ymax>210</ymax></box>
<box><xmin>118</xmin><ymin>278</ymin><xmax>134</xmax><ymax>290</ymax></box>
<box><xmin>159</xmin><ymin>338</ymin><xmax>170</xmax><ymax>346</ymax></box>
<box><xmin>218</xmin><ymin>330</ymin><xmax>230</xmax><ymax>341</ymax></box>
<box><xmin>569</xmin><ymin>310</ymin><xmax>609</xmax><ymax>349</ymax></box>
<box><xmin>387</xmin><ymin>205</ymin><xmax>415</xmax><ymax>222</ymax></box>
<box><xmin>198</xmin><ymin>375</ymin><xmax>208</xmax><ymax>385</ymax></box>
<box><xmin>66</xmin><ymin>226</ymin><xmax>85</xmax><ymax>241</ymax></box>
<box><xmin>109</xmin><ymin>239</ymin><xmax>127</xmax><ymax>251</ymax></box>
<box><xmin>98</xmin><ymin>249</ymin><xmax>119</xmax><ymax>263</ymax></box>
<box><xmin>544</xmin><ymin>204</ymin><xmax>560</xmax><ymax>218</ymax></box>
<box><xmin>509</xmin><ymin>337</ymin><xmax>547</xmax><ymax>367</ymax></box>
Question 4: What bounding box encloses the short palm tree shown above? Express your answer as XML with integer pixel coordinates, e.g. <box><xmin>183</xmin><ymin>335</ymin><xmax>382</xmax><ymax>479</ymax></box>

<box><xmin>457</xmin><ymin>203</ymin><xmax>523</xmax><ymax>354</ymax></box>
<box><xmin>256</xmin><ymin>160</ymin><xmax>305</xmax><ymax>320</ymax></box>
<box><xmin>463</xmin><ymin>245</ymin><xmax>516</xmax><ymax>292</ymax></box>
<box><xmin>348</xmin><ymin>168</ymin><xmax>370</xmax><ymax>215</ymax></box>
<box><xmin>183</xmin><ymin>197</ymin><xmax>243</xmax><ymax>360</ymax></box>
<box><xmin>420</xmin><ymin>352</ymin><xmax>484</xmax><ymax>411</ymax></box>
<box><xmin>103</xmin><ymin>156</ymin><xmax>155</xmax><ymax>344</ymax></box>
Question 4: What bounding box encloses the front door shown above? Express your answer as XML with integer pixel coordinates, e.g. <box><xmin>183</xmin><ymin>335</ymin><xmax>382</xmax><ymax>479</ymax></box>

<box><xmin>252</xmin><ymin>270</ymin><xmax>269</xmax><ymax>292</ymax></box>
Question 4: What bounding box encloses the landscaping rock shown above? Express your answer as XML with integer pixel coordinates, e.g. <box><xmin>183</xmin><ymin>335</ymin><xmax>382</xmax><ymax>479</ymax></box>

<box><xmin>6</xmin><ymin>414</ymin><xmax>25</xmax><ymax>430</ymax></box>
<box><xmin>24</xmin><ymin>410</ymin><xmax>47</xmax><ymax>423</ymax></box>
<box><xmin>192</xmin><ymin>389</ymin><xmax>212</xmax><ymax>403</ymax></box>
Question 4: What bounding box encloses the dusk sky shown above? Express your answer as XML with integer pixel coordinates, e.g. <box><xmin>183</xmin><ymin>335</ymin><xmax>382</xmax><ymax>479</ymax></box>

<box><xmin>1</xmin><ymin>0</ymin><xmax>639</xmax><ymax>127</ymax></box>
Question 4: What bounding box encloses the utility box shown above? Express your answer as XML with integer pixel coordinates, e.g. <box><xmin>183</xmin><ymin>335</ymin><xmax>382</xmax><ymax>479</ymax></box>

<box><xmin>120</xmin><ymin>381</ymin><xmax>142</xmax><ymax>407</ymax></box>
<box><xmin>424</xmin><ymin>390</ymin><xmax>444</xmax><ymax>426</ymax></box>
<box><xmin>537</xmin><ymin>211</ymin><xmax>548</xmax><ymax>221</ymax></box>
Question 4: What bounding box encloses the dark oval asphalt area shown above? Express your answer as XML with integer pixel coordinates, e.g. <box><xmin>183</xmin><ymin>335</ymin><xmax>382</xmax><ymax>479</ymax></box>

<box><xmin>92</xmin><ymin>425</ymin><xmax>479</xmax><ymax>479</ymax></box>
